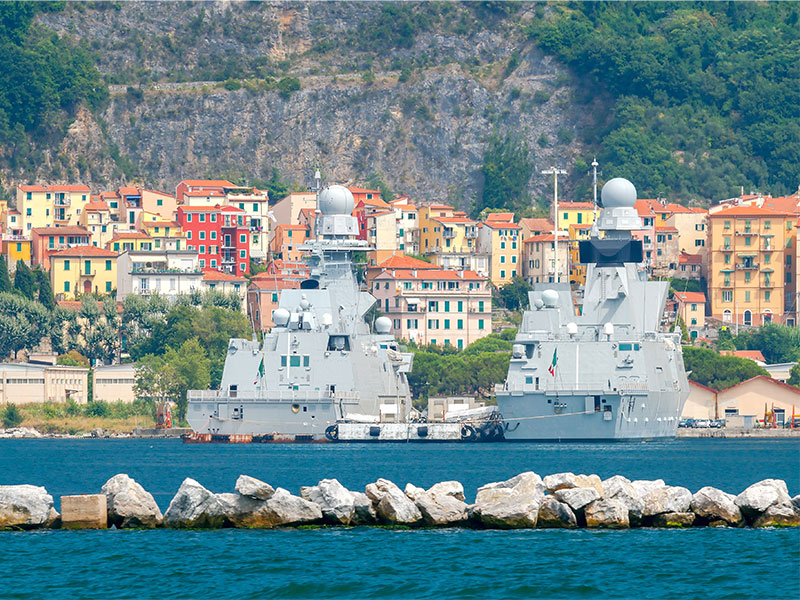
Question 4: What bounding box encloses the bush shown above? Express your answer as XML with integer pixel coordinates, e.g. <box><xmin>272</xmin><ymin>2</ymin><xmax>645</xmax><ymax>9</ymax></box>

<box><xmin>2</xmin><ymin>403</ymin><xmax>24</xmax><ymax>428</ymax></box>
<box><xmin>277</xmin><ymin>77</ymin><xmax>301</xmax><ymax>99</ymax></box>
<box><xmin>85</xmin><ymin>400</ymin><xmax>110</xmax><ymax>418</ymax></box>
<box><xmin>533</xmin><ymin>90</ymin><xmax>551</xmax><ymax>105</ymax></box>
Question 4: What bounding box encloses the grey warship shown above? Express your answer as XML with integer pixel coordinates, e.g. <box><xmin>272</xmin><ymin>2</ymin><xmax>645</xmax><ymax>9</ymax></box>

<box><xmin>185</xmin><ymin>180</ymin><xmax>415</xmax><ymax>442</ymax></box>
<box><xmin>496</xmin><ymin>178</ymin><xmax>689</xmax><ymax>441</ymax></box>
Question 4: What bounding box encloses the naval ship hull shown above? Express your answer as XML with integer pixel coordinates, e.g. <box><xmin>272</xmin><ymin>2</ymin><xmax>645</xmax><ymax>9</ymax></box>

<box><xmin>498</xmin><ymin>389</ymin><xmax>685</xmax><ymax>441</ymax></box>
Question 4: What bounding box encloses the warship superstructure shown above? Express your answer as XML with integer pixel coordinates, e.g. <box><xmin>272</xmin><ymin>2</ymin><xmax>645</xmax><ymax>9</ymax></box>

<box><xmin>185</xmin><ymin>179</ymin><xmax>415</xmax><ymax>442</ymax></box>
<box><xmin>496</xmin><ymin>178</ymin><xmax>689</xmax><ymax>441</ymax></box>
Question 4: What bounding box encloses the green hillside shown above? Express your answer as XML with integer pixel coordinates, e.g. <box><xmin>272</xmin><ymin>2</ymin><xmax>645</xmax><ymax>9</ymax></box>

<box><xmin>529</xmin><ymin>1</ymin><xmax>800</xmax><ymax>200</ymax></box>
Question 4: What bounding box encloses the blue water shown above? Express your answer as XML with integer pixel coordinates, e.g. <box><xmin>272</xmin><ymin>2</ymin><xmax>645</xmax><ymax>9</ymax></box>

<box><xmin>1</xmin><ymin>439</ymin><xmax>798</xmax><ymax>599</ymax></box>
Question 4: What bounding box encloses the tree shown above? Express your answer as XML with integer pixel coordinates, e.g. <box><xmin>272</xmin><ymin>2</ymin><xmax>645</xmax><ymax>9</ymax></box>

<box><xmin>498</xmin><ymin>276</ymin><xmax>532</xmax><ymax>311</ymax></box>
<box><xmin>683</xmin><ymin>347</ymin><xmax>769</xmax><ymax>390</ymax></box>
<box><xmin>134</xmin><ymin>356</ymin><xmax>181</xmax><ymax>406</ymax></box>
<box><xmin>1</xmin><ymin>403</ymin><xmax>24</xmax><ymax>428</ymax></box>
<box><xmin>740</xmin><ymin>323</ymin><xmax>800</xmax><ymax>364</ymax></box>
<box><xmin>788</xmin><ymin>363</ymin><xmax>800</xmax><ymax>388</ymax></box>
<box><xmin>163</xmin><ymin>338</ymin><xmax>211</xmax><ymax>421</ymax></box>
<box><xmin>0</xmin><ymin>256</ymin><xmax>11</xmax><ymax>293</ymax></box>
<box><xmin>37</xmin><ymin>269</ymin><xmax>55</xmax><ymax>311</ymax></box>
<box><xmin>480</xmin><ymin>131</ymin><xmax>532</xmax><ymax>214</ymax></box>
<box><xmin>13</xmin><ymin>261</ymin><xmax>35</xmax><ymax>299</ymax></box>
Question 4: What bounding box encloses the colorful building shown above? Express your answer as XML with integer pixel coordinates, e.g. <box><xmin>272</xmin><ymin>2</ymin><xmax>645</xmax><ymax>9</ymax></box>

<box><xmin>476</xmin><ymin>214</ymin><xmax>521</xmax><ymax>286</ymax></box>
<box><xmin>107</xmin><ymin>231</ymin><xmax>153</xmax><ymax>253</ymax></box>
<box><xmin>368</xmin><ymin>255</ymin><xmax>492</xmax><ymax>348</ymax></box>
<box><xmin>707</xmin><ymin>205</ymin><xmax>794</xmax><ymax>326</ymax></box>
<box><xmin>80</xmin><ymin>199</ymin><xmax>114</xmax><ymax>248</ymax></box>
<box><xmin>17</xmin><ymin>184</ymin><xmax>91</xmax><ymax>232</ymax></box>
<box><xmin>50</xmin><ymin>246</ymin><xmax>118</xmax><ymax>299</ymax></box>
<box><xmin>247</xmin><ymin>277</ymin><xmax>301</xmax><ymax>331</ymax></box>
<box><xmin>390</xmin><ymin>197</ymin><xmax>419</xmax><ymax>255</ymax></box>
<box><xmin>419</xmin><ymin>204</ymin><xmax>478</xmax><ymax>257</ymax></box>
<box><xmin>175</xmin><ymin>179</ymin><xmax>237</xmax><ymax>203</ymax></box>
<box><xmin>269</xmin><ymin>224</ymin><xmax>310</xmax><ymax>262</ymax></box>
<box><xmin>138</xmin><ymin>212</ymin><xmax>187</xmax><ymax>251</ymax></box>
<box><xmin>521</xmin><ymin>233</ymin><xmax>570</xmax><ymax>285</ymax></box>
<box><xmin>673</xmin><ymin>290</ymin><xmax>706</xmax><ymax>338</ymax></box>
<box><xmin>116</xmin><ymin>249</ymin><xmax>202</xmax><ymax>300</ymax></box>
<box><xmin>177</xmin><ymin>205</ymin><xmax>250</xmax><ymax>276</ymax></box>
<box><xmin>227</xmin><ymin>188</ymin><xmax>270</xmax><ymax>263</ymax></box>
<box><xmin>31</xmin><ymin>226</ymin><xmax>91</xmax><ymax>270</ymax></box>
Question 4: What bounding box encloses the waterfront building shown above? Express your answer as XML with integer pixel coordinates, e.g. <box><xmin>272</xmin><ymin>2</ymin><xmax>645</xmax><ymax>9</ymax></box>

<box><xmin>202</xmin><ymin>270</ymin><xmax>248</xmax><ymax>311</ymax></box>
<box><xmin>247</xmin><ymin>277</ymin><xmax>300</xmax><ymax>330</ymax></box>
<box><xmin>175</xmin><ymin>179</ymin><xmax>237</xmax><ymax>203</ymax></box>
<box><xmin>177</xmin><ymin>205</ymin><xmax>250</xmax><ymax>276</ymax></box>
<box><xmin>521</xmin><ymin>233</ymin><xmax>570</xmax><ymax>285</ymax></box>
<box><xmin>390</xmin><ymin>197</ymin><xmax>419</xmax><ymax>255</ymax></box>
<box><xmin>31</xmin><ymin>226</ymin><xmax>91</xmax><ymax>270</ymax></box>
<box><xmin>80</xmin><ymin>199</ymin><xmax>115</xmax><ymax>248</ymax></box>
<box><xmin>17</xmin><ymin>184</ymin><xmax>91</xmax><ymax>232</ymax></box>
<box><xmin>270</xmin><ymin>191</ymin><xmax>317</xmax><ymax>229</ymax></box>
<box><xmin>93</xmin><ymin>363</ymin><xmax>137</xmax><ymax>404</ymax></box>
<box><xmin>116</xmin><ymin>249</ymin><xmax>202</xmax><ymax>300</ymax></box>
<box><xmin>227</xmin><ymin>188</ymin><xmax>270</xmax><ymax>263</ymax></box>
<box><xmin>707</xmin><ymin>205</ymin><xmax>794</xmax><ymax>326</ymax></box>
<box><xmin>50</xmin><ymin>246</ymin><xmax>118</xmax><ymax>299</ymax></box>
<box><xmin>519</xmin><ymin>217</ymin><xmax>554</xmax><ymax>240</ymax></box>
<box><xmin>653</xmin><ymin>225</ymin><xmax>680</xmax><ymax>278</ymax></box>
<box><xmin>477</xmin><ymin>213</ymin><xmax>521</xmax><ymax>286</ymax></box>
<box><xmin>0</xmin><ymin>362</ymin><xmax>89</xmax><ymax>404</ymax></box>
<box><xmin>107</xmin><ymin>231</ymin><xmax>153</xmax><ymax>253</ymax></box>
<box><xmin>419</xmin><ymin>204</ymin><xmax>478</xmax><ymax>259</ymax></box>
<box><xmin>682</xmin><ymin>376</ymin><xmax>800</xmax><ymax>425</ymax></box>
<box><xmin>673</xmin><ymin>291</ymin><xmax>706</xmax><ymax>338</ymax></box>
<box><xmin>368</xmin><ymin>254</ymin><xmax>491</xmax><ymax>348</ymax></box>
<box><xmin>677</xmin><ymin>251</ymin><xmax>704</xmax><ymax>281</ymax></box>
<box><xmin>269</xmin><ymin>224</ymin><xmax>310</xmax><ymax>262</ymax></box>
<box><xmin>138</xmin><ymin>212</ymin><xmax>187</xmax><ymax>251</ymax></box>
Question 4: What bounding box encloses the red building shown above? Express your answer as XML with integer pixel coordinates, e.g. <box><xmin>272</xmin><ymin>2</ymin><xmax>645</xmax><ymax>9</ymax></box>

<box><xmin>177</xmin><ymin>205</ymin><xmax>250</xmax><ymax>276</ymax></box>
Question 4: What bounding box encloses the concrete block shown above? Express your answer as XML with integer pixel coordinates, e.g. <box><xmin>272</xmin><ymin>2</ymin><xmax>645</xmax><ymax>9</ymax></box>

<box><xmin>61</xmin><ymin>494</ymin><xmax>108</xmax><ymax>529</ymax></box>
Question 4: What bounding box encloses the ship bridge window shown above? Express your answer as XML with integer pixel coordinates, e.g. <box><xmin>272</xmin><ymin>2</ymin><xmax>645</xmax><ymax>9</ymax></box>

<box><xmin>618</xmin><ymin>343</ymin><xmax>640</xmax><ymax>351</ymax></box>
<box><xmin>525</xmin><ymin>345</ymin><xmax>535</xmax><ymax>359</ymax></box>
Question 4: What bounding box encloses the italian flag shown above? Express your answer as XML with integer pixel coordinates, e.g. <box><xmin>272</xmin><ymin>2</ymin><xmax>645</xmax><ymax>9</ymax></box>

<box><xmin>254</xmin><ymin>356</ymin><xmax>264</xmax><ymax>385</ymax></box>
<box><xmin>548</xmin><ymin>348</ymin><xmax>558</xmax><ymax>376</ymax></box>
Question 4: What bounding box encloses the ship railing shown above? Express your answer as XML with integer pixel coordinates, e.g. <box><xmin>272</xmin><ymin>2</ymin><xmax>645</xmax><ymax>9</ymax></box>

<box><xmin>496</xmin><ymin>381</ymin><xmax>650</xmax><ymax>394</ymax></box>
<box><xmin>187</xmin><ymin>389</ymin><xmax>361</xmax><ymax>403</ymax></box>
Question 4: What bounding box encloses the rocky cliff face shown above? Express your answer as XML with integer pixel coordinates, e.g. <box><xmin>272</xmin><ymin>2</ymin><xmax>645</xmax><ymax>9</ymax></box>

<box><xmin>22</xmin><ymin>1</ymin><xmax>604</xmax><ymax>212</ymax></box>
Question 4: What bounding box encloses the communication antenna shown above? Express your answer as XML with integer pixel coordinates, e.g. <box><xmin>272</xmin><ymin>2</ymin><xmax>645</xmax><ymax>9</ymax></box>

<box><xmin>541</xmin><ymin>167</ymin><xmax>567</xmax><ymax>283</ymax></box>
<box><xmin>589</xmin><ymin>158</ymin><xmax>601</xmax><ymax>222</ymax></box>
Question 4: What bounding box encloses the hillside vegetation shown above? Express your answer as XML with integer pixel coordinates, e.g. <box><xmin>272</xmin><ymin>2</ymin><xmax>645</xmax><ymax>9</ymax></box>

<box><xmin>1</xmin><ymin>1</ymin><xmax>797</xmax><ymax>209</ymax></box>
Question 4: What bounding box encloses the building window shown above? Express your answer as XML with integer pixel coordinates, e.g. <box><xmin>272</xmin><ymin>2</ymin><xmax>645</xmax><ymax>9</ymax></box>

<box><xmin>457</xmin><ymin>319</ymin><xmax>463</xmax><ymax>330</ymax></box>
<box><xmin>105</xmin><ymin>281</ymin><xmax>112</xmax><ymax>292</ymax></box>
<box><xmin>478</xmin><ymin>319</ymin><xmax>485</xmax><ymax>330</ymax></box>
<box><xmin>211</xmin><ymin>260</ymin><xmax>217</xmax><ymax>269</ymax></box>
<box><xmin>200</xmin><ymin>259</ymin><xmax>205</xmax><ymax>268</ymax></box>
<box><xmin>500</xmin><ymin>270</ymin><xmax>506</xmax><ymax>279</ymax></box>
<box><xmin>457</xmin><ymin>301</ymin><xmax>463</xmax><ymax>312</ymax></box>
<box><xmin>210</xmin><ymin>231</ymin><xmax>217</xmax><ymax>240</ymax></box>
<box><xmin>500</xmin><ymin>255</ymin><xmax>506</xmax><ymax>264</ymax></box>
<box><xmin>444</xmin><ymin>301</ymin><xmax>450</xmax><ymax>312</ymax></box>
<box><xmin>724</xmin><ymin>254</ymin><xmax>731</xmax><ymax>265</ymax></box>
<box><xmin>691</xmin><ymin>304</ymin><xmax>697</xmax><ymax>311</ymax></box>
<box><xmin>745</xmin><ymin>291</ymin><xmax>751</xmax><ymax>303</ymax></box>
<box><xmin>186</xmin><ymin>213</ymin><xmax>192</xmax><ymax>222</ymax></box>
<box><xmin>500</xmin><ymin>241</ymin><xmax>506</xmax><ymax>250</ymax></box>
<box><xmin>199</xmin><ymin>213</ymin><xmax>206</xmax><ymax>223</ymax></box>
<box><xmin>479</xmin><ymin>301</ymin><xmax>485</xmax><ymax>312</ymax></box>
<box><xmin>444</xmin><ymin>319</ymin><xmax>450</xmax><ymax>330</ymax></box>
<box><xmin>240</xmin><ymin>234</ymin><xmax>246</xmax><ymax>244</ymax></box>
<box><xmin>105</xmin><ymin>260</ymin><xmax>111</xmax><ymax>271</ymax></box>
<box><xmin>199</xmin><ymin>245</ymin><xmax>206</xmax><ymax>254</ymax></box>
<box><xmin>64</xmin><ymin>260</ymin><xmax>70</xmax><ymax>271</ymax></box>
<box><xmin>64</xmin><ymin>281</ymin><xmax>70</xmax><ymax>292</ymax></box>
<box><xmin>199</xmin><ymin>231</ymin><xmax>206</xmax><ymax>240</ymax></box>
<box><xmin>764</xmin><ymin>253</ymin><xmax>770</xmax><ymax>264</ymax></box>
<box><xmin>724</xmin><ymin>220</ymin><xmax>730</xmax><ymax>230</ymax></box>
<box><xmin>239</xmin><ymin>250</ymin><xmax>246</xmax><ymax>259</ymax></box>
<box><xmin>240</xmin><ymin>262</ymin><xmax>246</xmax><ymax>272</ymax></box>
<box><xmin>765</xmin><ymin>290</ymin><xmax>771</xmax><ymax>302</ymax></box>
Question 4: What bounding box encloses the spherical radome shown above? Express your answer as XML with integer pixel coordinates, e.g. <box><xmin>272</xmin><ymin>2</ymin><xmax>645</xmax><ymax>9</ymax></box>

<box><xmin>601</xmin><ymin>178</ymin><xmax>637</xmax><ymax>208</ymax></box>
<box><xmin>273</xmin><ymin>308</ymin><xmax>290</xmax><ymax>326</ymax></box>
<box><xmin>542</xmin><ymin>289</ymin><xmax>559</xmax><ymax>308</ymax></box>
<box><xmin>318</xmin><ymin>185</ymin><xmax>354</xmax><ymax>215</ymax></box>
<box><xmin>375</xmin><ymin>316</ymin><xmax>392</xmax><ymax>334</ymax></box>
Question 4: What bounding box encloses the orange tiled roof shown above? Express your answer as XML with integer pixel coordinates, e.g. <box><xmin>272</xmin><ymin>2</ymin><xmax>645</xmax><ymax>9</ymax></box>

<box><xmin>203</xmin><ymin>269</ymin><xmax>246</xmax><ymax>282</ymax></box>
<box><xmin>719</xmin><ymin>350</ymin><xmax>766</xmax><ymax>364</ymax></box>
<box><xmin>482</xmin><ymin>220</ymin><xmax>521</xmax><ymax>230</ymax></box>
<box><xmin>118</xmin><ymin>186</ymin><xmax>140</xmax><ymax>196</ymax></box>
<box><xmin>655</xmin><ymin>225</ymin><xmax>679</xmax><ymax>232</ymax></box>
<box><xmin>84</xmin><ymin>200</ymin><xmax>110</xmax><ymax>212</ymax></box>
<box><xmin>519</xmin><ymin>218</ymin><xmax>554</xmax><ymax>232</ymax></box>
<box><xmin>485</xmin><ymin>212</ymin><xmax>515</xmax><ymax>223</ymax></box>
<box><xmin>348</xmin><ymin>187</ymin><xmax>382</xmax><ymax>195</ymax></box>
<box><xmin>181</xmin><ymin>179</ymin><xmax>236</xmax><ymax>188</ymax></box>
<box><xmin>523</xmin><ymin>234</ymin><xmax>556</xmax><ymax>243</ymax></box>
<box><xmin>709</xmin><ymin>205</ymin><xmax>794</xmax><ymax>218</ymax></box>
<box><xmin>110</xmin><ymin>231</ymin><xmax>151</xmax><ymax>240</ymax></box>
<box><xmin>50</xmin><ymin>246</ymin><xmax>116</xmax><ymax>258</ymax></box>
<box><xmin>761</xmin><ymin>195</ymin><xmax>800</xmax><ymax>214</ymax></box>
<box><xmin>376</xmin><ymin>268</ymin><xmax>484</xmax><ymax>281</ymax></box>
<box><xmin>679</xmin><ymin>252</ymin><xmax>702</xmax><ymax>264</ymax></box>
<box><xmin>19</xmin><ymin>184</ymin><xmax>91</xmax><ymax>193</ymax></box>
<box><xmin>183</xmin><ymin>189</ymin><xmax>226</xmax><ymax>197</ymax></box>
<box><xmin>720</xmin><ymin>375</ymin><xmax>800</xmax><ymax>395</ymax></box>
<box><xmin>376</xmin><ymin>254</ymin><xmax>438</xmax><ymax>270</ymax></box>
<box><xmin>559</xmin><ymin>202</ymin><xmax>595</xmax><ymax>210</ymax></box>
<box><xmin>433</xmin><ymin>216</ymin><xmax>477</xmax><ymax>225</ymax></box>
<box><xmin>674</xmin><ymin>291</ymin><xmax>706</xmax><ymax>304</ymax></box>
<box><xmin>31</xmin><ymin>226</ymin><xmax>90</xmax><ymax>236</ymax></box>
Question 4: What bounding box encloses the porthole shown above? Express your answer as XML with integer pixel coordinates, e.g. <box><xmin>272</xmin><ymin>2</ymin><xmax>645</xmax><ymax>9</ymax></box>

<box><xmin>291</xmin><ymin>404</ymin><xmax>300</xmax><ymax>413</ymax></box>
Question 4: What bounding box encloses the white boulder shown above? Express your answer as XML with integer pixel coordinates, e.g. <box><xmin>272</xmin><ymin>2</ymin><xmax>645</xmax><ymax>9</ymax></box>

<box><xmin>554</xmin><ymin>487</ymin><xmax>600</xmax><ymax>512</ymax></box>
<box><xmin>734</xmin><ymin>479</ymin><xmax>791</xmax><ymax>521</ymax></box>
<box><xmin>690</xmin><ymin>486</ymin><xmax>742</xmax><ymax>525</ymax></box>
<box><xmin>584</xmin><ymin>498</ymin><xmax>630</xmax><ymax>529</ymax></box>
<box><xmin>235</xmin><ymin>475</ymin><xmax>275</xmax><ymax>500</ymax></box>
<box><xmin>544</xmin><ymin>472</ymin><xmax>604</xmax><ymax>496</ymax></box>
<box><xmin>537</xmin><ymin>497</ymin><xmax>577</xmax><ymax>528</ymax></box>
<box><xmin>300</xmin><ymin>479</ymin><xmax>356</xmax><ymax>525</ymax></box>
<box><xmin>102</xmin><ymin>474</ymin><xmax>163</xmax><ymax>528</ymax></box>
<box><xmin>0</xmin><ymin>485</ymin><xmax>55</xmax><ymax>529</ymax></box>
<box><xmin>366</xmin><ymin>479</ymin><xmax>422</xmax><ymax>525</ymax></box>
<box><xmin>641</xmin><ymin>485</ymin><xmax>692</xmax><ymax>517</ymax></box>
<box><xmin>163</xmin><ymin>478</ymin><xmax>226</xmax><ymax>528</ymax></box>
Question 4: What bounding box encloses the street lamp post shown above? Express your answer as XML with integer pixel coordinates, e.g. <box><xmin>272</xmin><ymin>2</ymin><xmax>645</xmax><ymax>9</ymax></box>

<box><xmin>541</xmin><ymin>167</ymin><xmax>567</xmax><ymax>282</ymax></box>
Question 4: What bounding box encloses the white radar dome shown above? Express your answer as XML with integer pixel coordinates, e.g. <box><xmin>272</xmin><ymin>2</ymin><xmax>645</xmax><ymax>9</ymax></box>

<box><xmin>541</xmin><ymin>289</ymin><xmax>559</xmax><ymax>308</ymax></box>
<box><xmin>318</xmin><ymin>185</ymin><xmax>355</xmax><ymax>215</ymax></box>
<box><xmin>601</xmin><ymin>178</ymin><xmax>637</xmax><ymax>209</ymax></box>
<box><xmin>375</xmin><ymin>316</ymin><xmax>392</xmax><ymax>334</ymax></box>
<box><xmin>273</xmin><ymin>307</ymin><xmax>290</xmax><ymax>327</ymax></box>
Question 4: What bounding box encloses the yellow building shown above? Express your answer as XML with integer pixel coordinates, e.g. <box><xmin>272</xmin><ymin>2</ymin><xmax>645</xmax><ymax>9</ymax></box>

<box><xmin>673</xmin><ymin>291</ymin><xmax>706</xmax><ymax>338</ymax></box>
<box><xmin>419</xmin><ymin>204</ymin><xmax>478</xmax><ymax>255</ymax></box>
<box><xmin>567</xmin><ymin>223</ymin><xmax>593</xmax><ymax>285</ymax></box>
<box><xmin>554</xmin><ymin>201</ymin><xmax>596</xmax><ymax>231</ymax></box>
<box><xmin>50</xmin><ymin>246</ymin><xmax>118</xmax><ymax>299</ymax></box>
<box><xmin>708</xmin><ymin>206</ymin><xmax>793</xmax><ymax>326</ymax></box>
<box><xmin>476</xmin><ymin>214</ymin><xmax>522</xmax><ymax>286</ymax></box>
<box><xmin>17</xmin><ymin>184</ymin><xmax>91</xmax><ymax>232</ymax></box>
<box><xmin>80</xmin><ymin>199</ymin><xmax>115</xmax><ymax>248</ymax></box>
<box><xmin>107</xmin><ymin>231</ymin><xmax>154</xmax><ymax>253</ymax></box>
<box><xmin>138</xmin><ymin>211</ymin><xmax>187</xmax><ymax>251</ymax></box>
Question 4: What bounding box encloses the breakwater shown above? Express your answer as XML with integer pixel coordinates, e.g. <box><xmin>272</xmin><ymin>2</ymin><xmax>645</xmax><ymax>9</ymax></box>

<box><xmin>2</xmin><ymin>472</ymin><xmax>798</xmax><ymax>531</ymax></box>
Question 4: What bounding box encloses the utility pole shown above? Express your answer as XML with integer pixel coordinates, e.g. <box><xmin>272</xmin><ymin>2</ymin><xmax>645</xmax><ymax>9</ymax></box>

<box><xmin>590</xmin><ymin>158</ymin><xmax>600</xmax><ymax>222</ymax></box>
<box><xmin>542</xmin><ymin>167</ymin><xmax>567</xmax><ymax>283</ymax></box>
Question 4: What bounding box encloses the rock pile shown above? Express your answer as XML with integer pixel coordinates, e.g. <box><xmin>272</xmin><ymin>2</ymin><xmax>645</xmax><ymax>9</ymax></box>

<box><xmin>1</xmin><ymin>473</ymin><xmax>798</xmax><ymax>531</ymax></box>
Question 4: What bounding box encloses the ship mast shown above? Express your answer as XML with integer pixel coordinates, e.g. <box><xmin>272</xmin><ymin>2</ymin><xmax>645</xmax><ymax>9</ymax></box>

<box><xmin>542</xmin><ymin>167</ymin><xmax>567</xmax><ymax>283</ymax></box>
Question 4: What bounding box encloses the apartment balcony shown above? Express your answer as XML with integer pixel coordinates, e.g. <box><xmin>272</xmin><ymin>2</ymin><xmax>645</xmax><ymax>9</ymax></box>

<box><xmin>54</xmin><ymin>198</ymin><xmax>70</xmax><ymax>207</ymax></box>
<box><xmin>719</xmin><ymin>246</ymin><xmax>733</xmax><ymax>252</ymax></box>
<box><xmin>465</xmin><ymin>230</ymin><xmax>478</xmax><ymax>239</ymax></box>
<box><xmin>2</xmin><ymin>234</ymin><xmax>27</xmax><ymax>241</ymax></box>
<box><xmin>80</xmin><ymin>270</ymin><xmax>96</xmax><ymax>278</ymax></box>
<box><xmin>131</xmin><ymin>266</ymin><xmax>203</xmax><ymax>275</ymax></box>
<box><xmin>442</xmin><ymin>229</ymin><xmax>456</xmax><ymax>239</ymax></box>
<box><xmin>735</xmin><ymin>263</ymin><xmax>759</xmax><ymax>270</ymax></box>
<box><xmin>734</xmin><ymin>230</ymin><xmax>758</xmax><ymax>236</ymax></box>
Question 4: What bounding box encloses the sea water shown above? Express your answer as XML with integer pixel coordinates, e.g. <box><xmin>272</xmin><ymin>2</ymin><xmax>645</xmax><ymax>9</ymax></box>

<box><xmin>1</xmin><ymin>439</ymin><xmax>798</xmax><ymax>599</ymax></box>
